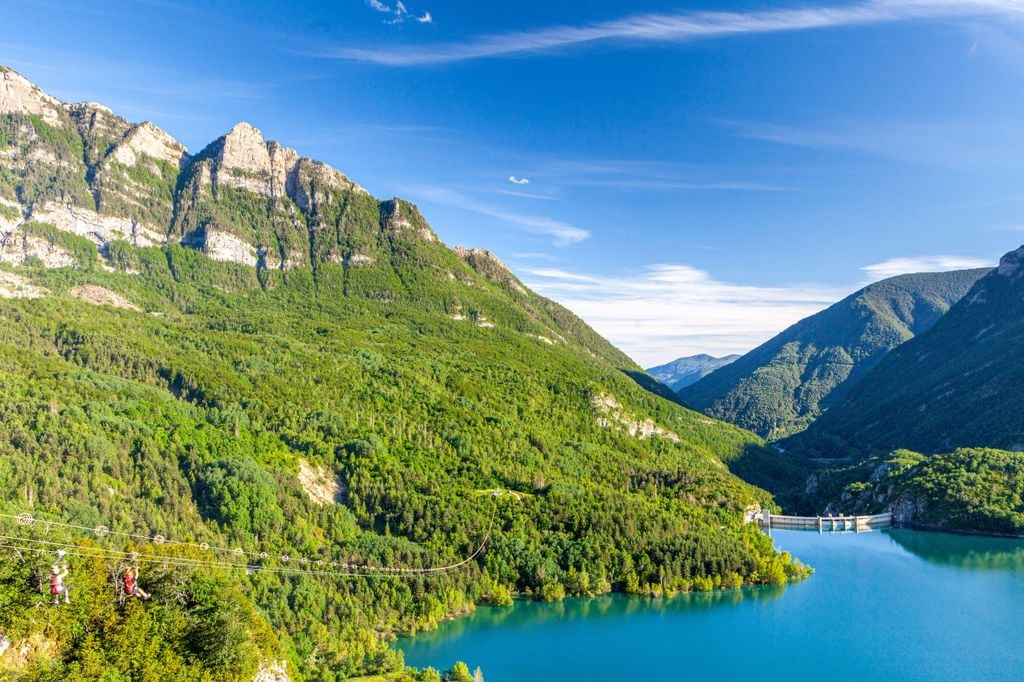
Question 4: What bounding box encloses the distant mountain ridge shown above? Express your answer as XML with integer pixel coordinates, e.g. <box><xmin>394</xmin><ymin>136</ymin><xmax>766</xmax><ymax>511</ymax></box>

<box><xmin>647</xmin><ymin>354</ymin><xmax>740</xmax><ymax>392</ymax></box>
<box><xmin>0</xmin><ymin>66</ymin><xmax>648</xmax><ymax>370</ymax></box>
<box><xmin>792</xmin><ymin>245</ymin><xmax>1024</xmax><ymax>457</ymax></box>
<box><xmin>678</xmin><ymin>269</ymin><xmax>990</xmax><ymax>440</ymax></box>
<box><xmin>0</xmin><ymin>65</ymin><xmax>424</xmax><ymax>273</ymax></box>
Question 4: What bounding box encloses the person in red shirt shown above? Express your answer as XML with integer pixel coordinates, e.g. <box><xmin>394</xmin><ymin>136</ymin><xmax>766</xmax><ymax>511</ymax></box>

<box><xmin>49</xmin><ymin>565</ymin><xmax>69</xmax><ymax>605</ymax></box>
<box><xmin>123</xmin><ymin>565</ymin><xmax>151</xmax><ymax>600</ymax></box>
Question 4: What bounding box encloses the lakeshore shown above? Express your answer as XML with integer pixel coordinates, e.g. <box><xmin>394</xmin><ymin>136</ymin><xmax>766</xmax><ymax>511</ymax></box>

<box><xmin>400</xmin><ymin>529</ymin><xmax>1024</xmax><ymax>681</ymax></box>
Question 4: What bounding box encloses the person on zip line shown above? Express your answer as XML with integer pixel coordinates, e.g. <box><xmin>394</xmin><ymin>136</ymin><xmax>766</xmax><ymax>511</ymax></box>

<box><xmin>49</xmin><ymin>564</ymin><xmax>69</xmax><ymax>605</ymax></box>
<box><xmin>123</xmin><ymin>565</ymin><xmax>151</xmax><ymax>600</ymax></box>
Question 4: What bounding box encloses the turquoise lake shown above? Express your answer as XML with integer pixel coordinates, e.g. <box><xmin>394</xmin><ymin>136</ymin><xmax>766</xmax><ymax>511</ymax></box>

<box><xmin>399</xmin><ymin>530</ymin><xmax>1024</xmax><ymax>680</ymax></box>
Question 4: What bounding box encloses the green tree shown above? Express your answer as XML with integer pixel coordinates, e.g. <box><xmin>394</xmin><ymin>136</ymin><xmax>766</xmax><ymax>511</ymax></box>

<box><xmin>444</xmin><ymin>662</ymin><xmax>473</xmax><ymax>682</ymax></box>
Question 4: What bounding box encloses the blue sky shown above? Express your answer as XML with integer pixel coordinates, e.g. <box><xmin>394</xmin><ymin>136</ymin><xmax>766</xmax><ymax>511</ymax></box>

<box><xmin>4</xmin><ymin>0</ymin><xmax>1024</xmax><ymax>364</ymax></box>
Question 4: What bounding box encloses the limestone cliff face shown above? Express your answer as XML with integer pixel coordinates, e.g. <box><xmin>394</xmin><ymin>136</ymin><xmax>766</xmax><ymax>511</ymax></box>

<box><xmin>454</xmin><ymin>246</ymin><xmax>524</xmax><ymax>292</ymax></box>
<box><xmin>28</xmin><ymin>203</ymin><xmax>164</xmax><ymax>248</ymax></box>
<box><xmin>0</xmin><ymin>68</ymin><xmax>91</xmax><ymax>211</ymax></box>
<box><xmin>0</xmin><ymin>68</ymin><xmax>65</xmax><ymax>127</ymax></box>
<box><xmin>268</xmin><ymin>141</ymin><xmax>300</xmax><ymax>201</ymax></box>
<box><xmin>1</xmin><ymin>66</ymin><xmax>186</xmax><ymax>244</ymax></box>
<box><xmin>199</xmin><ymin>228</ymin><xmax>259</xmax><ymax>266</ymax></box>
<box><xmin>170</xmin><ymin>123</ymin><xmax>433</xmax><ymax>272</ymax></box>
<box><xmin>381</xmin><ymin>198</ymin><xmax>436</xmax><ymax>243</ymax></box>
<box><xmin>0</xmin><ymin>65</ymin><xmax>453</xmax><ymax>275</ymax></box>
<box><xmin>996</xmin><ymin>244</ymin><xmax>1024</xmax><ymax>278</ymax></box>
<box><xmin>111</xmin><ymin>121</ymin><xmax>188</xmax><ymax>168</ymax></box>
<box><xmin>214</xmin><ymin>122</ymin><xmax>273</xmax><ymax>194</ymax></box>
<box><xmin>190</xmin><ymin>121</ymin><xmax>367</xmax><ymax>201</ymax></box>
<box><xmin>0</xmin><ymin>227</ymin><xmax>76</xmax><ymax>267</ymax></box>
<box><xmin>67</xmin><ymin>101</ymin><xmax>132</xmax><ymax>148</ymax></box>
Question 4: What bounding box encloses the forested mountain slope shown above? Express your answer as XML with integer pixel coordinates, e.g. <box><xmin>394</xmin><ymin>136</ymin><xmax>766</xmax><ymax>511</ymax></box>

<box><xmin>678</xmin><ymin>269</ymin><xmax>988</xmax><ymax>440</ymax></box>
<box><xmin>646</xmin><ymin>354</ymin><xmax>740</xmax><ymax>392</ymax></box>
<box><xmin>792</xmin><ymin>245</ymin><xmax>1024</xmax><ymax>458</ymax></box>
<box><xmin>802</xmin><ymin>448</ymin><xmax>1024</xmax><ymax>536</ymax></box>
<box><xmin>0</xmin><ymin>67</ymin><xmax>805</xmax><ymax>680</ymax></box>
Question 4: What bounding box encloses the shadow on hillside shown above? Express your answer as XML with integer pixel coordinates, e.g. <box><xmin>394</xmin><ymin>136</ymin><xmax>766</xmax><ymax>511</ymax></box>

<box><xmin>725</xmin><ymin>443</ymin><xmax>813</xmax><ymax>513</ymax></box>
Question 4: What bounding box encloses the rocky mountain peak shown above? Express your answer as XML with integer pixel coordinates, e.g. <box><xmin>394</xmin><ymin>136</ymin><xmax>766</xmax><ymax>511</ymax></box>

<box><xmin>0</xmin><ymin>67</ymin><xmax>64</xmax><ymax>126</ymax></box>
<box><xmin>0</xmin><ymin>66</ymin><xmax>522</xmax><ymax>276</ymax></box>
<box><xmin>67</xmin><ymin>101</ymin><xmax>116</xmax><ymax>122</ymax></box>
<box><xmin>220</xmin><ymin>122</ymin><xmax>270</xmax><ymax>171</ymax></box>
<box><xmin>78</xmin><ymin>101</ymin><xmax>113</xmax><ymax>115</ymax></box>
<box><xmin>454</xmin><ymin>246</ymin><xmax>524</xmax><ymax>291</ymax></box>
<box><xmin>112</xmin><ymin>121</ymin><xmax>189</xmax><ymax>168</ymax></box>
<box><xmin>454</xmin><ymin>246</ymin><xmax>509</xmax><ymax>272</ymax></box>
<box><xmin>67</xmin><ymin>100</ymin><xmax>132</xmax><ymax>142</ymax></box>
<box><xmin>997</xmin><ymin>244</ymin><xmax>1024</xmax><ymax>278</ymax></box>
<box><xmin>381</xmin><ymin>198</ymin><xmax>437</xmax><ymax>242</ymax></box>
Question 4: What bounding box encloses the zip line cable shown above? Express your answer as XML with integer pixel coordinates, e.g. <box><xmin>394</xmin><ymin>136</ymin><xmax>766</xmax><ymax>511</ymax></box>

<box><xmin>0</xmin><ymin>513</ymin><xmax>272</xmax><ymax>561</ymax></box>
<box><xmin>0</xmin><ymin>541</ymin><xmax>467</xmax><ymax>579</ymax></box>
<box><xmin>0</xmin><ymin>535</ymin><xmax>249</xmax><ymax>572</ymax></box>
<box><xmin>0</xmin><ymin>499</ymin><xmax>496</xmax><ymax>579</ymax></box>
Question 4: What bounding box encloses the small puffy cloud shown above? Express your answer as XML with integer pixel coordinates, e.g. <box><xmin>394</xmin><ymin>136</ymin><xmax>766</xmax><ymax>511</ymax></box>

<box><xmin>366</xmin><ymin>0</ymin><xmax>390</xmax><ymax>12</ymax></box>
<box><xmin>861</xmin><ymin>255</ymin><xmax>992</xmax><ymax>282</ymax></box>
<box><xmin>416</xmin><ymin>11</ymin><xmax>433</xmax><ymax>23</ymax></box>
<box><xmin>508</xmin><ymin>176</ymin><xmax>530</xmax><ymax>185</ymax></box>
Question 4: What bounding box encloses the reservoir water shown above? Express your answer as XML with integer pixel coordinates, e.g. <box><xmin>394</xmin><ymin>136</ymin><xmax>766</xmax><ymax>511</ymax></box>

<box><xmin>399</xmin><ymin>530</ymin><xmax>1024</xmax><ymax>680</ymax></box>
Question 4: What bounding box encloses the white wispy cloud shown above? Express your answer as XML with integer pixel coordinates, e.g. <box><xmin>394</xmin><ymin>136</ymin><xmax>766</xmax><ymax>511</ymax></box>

<box><xmin>508</xmin><ymin>176</ymin><xmax>530</xmax><ymax>185</ymax></box>
<box><xmin>521</xmin><ymin>264</ymin><xmax>845</xmax><ymax>366</ymax></box>
<box><xmin>521</xmin><ymin>253</ymin><xmax>999</xmax><ymax>364</ymax></box>
<box><xmin>327</xmin><ymin>0</ymin><xmax>1024</xmax><ymax>65</ymax></box>
<box><xmin>418</xmin><ymin>187</ymin><xmax>589</xmax><ymax>245</ymax></box>
<box><xmin>726</xmin><ymin>118</ymin><xmax>1024</xmax><ymax>169</ymax></box>
<box><xmin>861</xmin><ymin>255</ymin><xmax>993</xmax><ymax>281</ymax></box>
<box><xmin>366</xmin><ymin>0</ymin><xmax>431</xmax><ymax>26</ymax></box>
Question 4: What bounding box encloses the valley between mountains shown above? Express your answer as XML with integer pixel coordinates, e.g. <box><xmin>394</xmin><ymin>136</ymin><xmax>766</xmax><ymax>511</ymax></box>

<box><xmin>657</xmin><ymin>249</ymin><xmax>1024</xmax><ymax>535</ymax></box>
